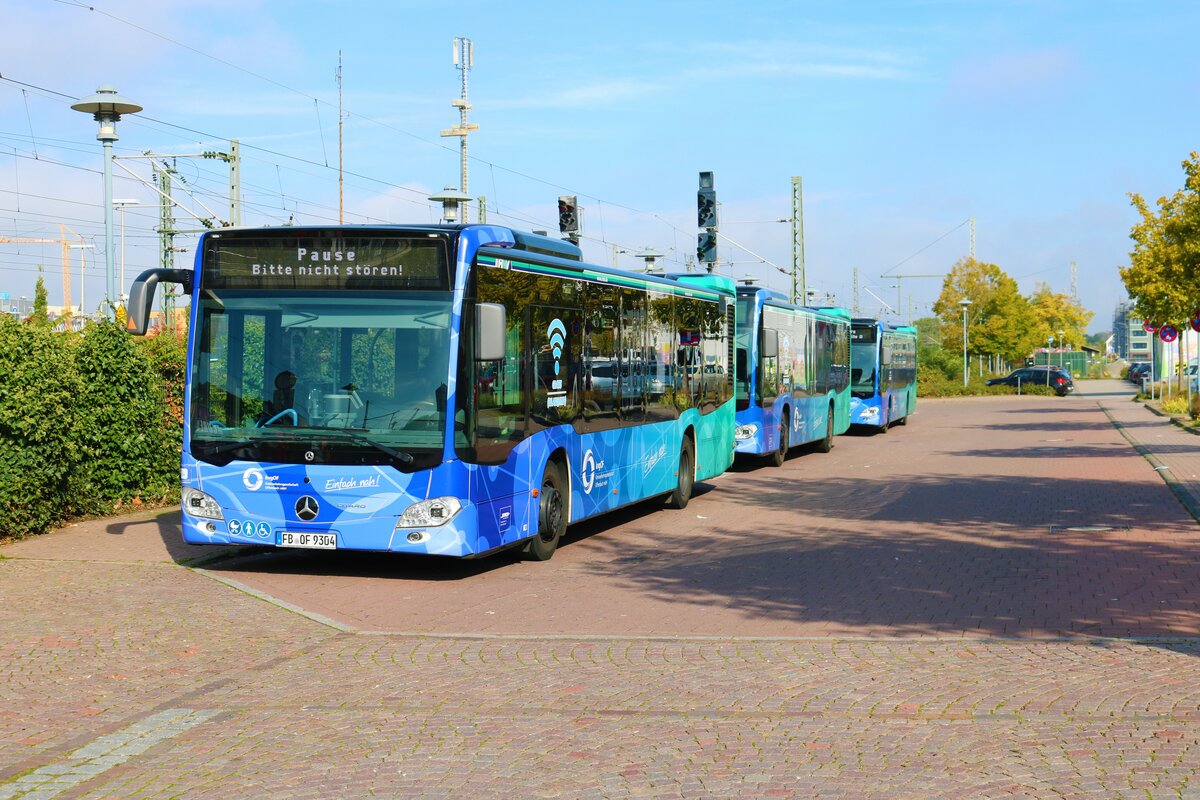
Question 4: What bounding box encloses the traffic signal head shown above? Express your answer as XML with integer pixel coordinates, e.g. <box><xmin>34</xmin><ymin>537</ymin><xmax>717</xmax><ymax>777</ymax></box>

<box><xmin>697</xmin><ymin>231</ymin><xmax>717</xmax><ymax>264</ymax></box>
<box><xmin>697</xmin><ymin>188</ymin><xmax>717</xmax><ymax>229</ymax></box>
<box><xmin>557</xmin><ymin>195</ymin><xmax>579</xmax><ymax>233</ymax></box>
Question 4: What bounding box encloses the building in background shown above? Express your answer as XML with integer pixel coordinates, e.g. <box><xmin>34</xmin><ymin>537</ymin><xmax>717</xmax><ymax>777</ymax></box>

<box><xmin>1111</xmin><ymin>302</ymin><xmax>1132</xmax><ymax>359</ymax></box>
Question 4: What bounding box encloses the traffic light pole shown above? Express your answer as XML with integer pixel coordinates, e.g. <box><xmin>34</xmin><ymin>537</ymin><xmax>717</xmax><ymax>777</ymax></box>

<box><xmin>697</xmin><ymin>171</ymin><xmax>718</xmax><ymax>272</ymax></box>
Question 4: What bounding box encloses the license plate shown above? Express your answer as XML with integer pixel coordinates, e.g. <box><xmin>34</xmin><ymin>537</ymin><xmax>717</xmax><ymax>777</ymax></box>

<box><xmin>279</xmin><ymin>531</ymin><xmax>337</xmax><ymax>549</ymax></box>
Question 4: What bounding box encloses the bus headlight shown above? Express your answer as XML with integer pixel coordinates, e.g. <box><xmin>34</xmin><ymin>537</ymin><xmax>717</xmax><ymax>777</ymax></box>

<box><xmin>735</xmin><ymin>424</ymin><xmax>759</xmax><ymax>441</ymax></box>
<box><xmin>395</xmin><ymin>497</ymin><xmax>462</xmax><ymax>528</ymax></box>
<box><xmin>182</xmin><ymin>487</ymin><xmax>224</xmax><ymax>520</ymax></box>
<box><xmin>859</xmin><ymin>406</ymin><xmax>879</xmax><ymax>421</ymax></box>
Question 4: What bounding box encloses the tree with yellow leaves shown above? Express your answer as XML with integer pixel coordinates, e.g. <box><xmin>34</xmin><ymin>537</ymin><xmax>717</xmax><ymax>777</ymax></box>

<box><xmin>1121</xmin><ymin>152</ymin><xmax>1200</xmax><ymax>328</ymax></box>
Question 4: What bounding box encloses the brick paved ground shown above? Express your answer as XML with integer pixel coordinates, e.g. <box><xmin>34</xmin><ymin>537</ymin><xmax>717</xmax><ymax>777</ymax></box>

<box><xmin>2</xmin><ymin>380</ymin><xmax>1199</xmax><ymax>798</ymax></box>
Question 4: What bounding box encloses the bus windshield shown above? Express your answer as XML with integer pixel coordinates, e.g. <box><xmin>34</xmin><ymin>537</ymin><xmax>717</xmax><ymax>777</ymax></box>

<box><xmin>189</xmin><ymin>290</ymin><xmax>453</xmax><ymax>471</ymax></box>
<box><xmin>851</xmin><ymin>325</ymin><xmax>879</xmax><ymax>394</ymax></box>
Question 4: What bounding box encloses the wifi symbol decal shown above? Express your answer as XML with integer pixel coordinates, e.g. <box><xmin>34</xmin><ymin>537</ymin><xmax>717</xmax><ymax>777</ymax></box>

<box><xmin>548</xmin><ymin>319</ymin><xmax>566</xmax><ymax>375</ymax></box>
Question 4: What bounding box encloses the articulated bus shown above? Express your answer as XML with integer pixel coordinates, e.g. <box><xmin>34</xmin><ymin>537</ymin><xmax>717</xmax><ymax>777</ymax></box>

<box><xmin>733</xmin><ymin>285</ymin><xmax>851</xmax><ymax>465</ymax></box>
<box><xmin>849</xmin><ymin>319</ymin><xmax>917</xmax><ymax>430</ymax></box>
<box><xmin>127</xmin><ymin>225</ymin><xmax>736</xmax><ymax>560</ymax></box>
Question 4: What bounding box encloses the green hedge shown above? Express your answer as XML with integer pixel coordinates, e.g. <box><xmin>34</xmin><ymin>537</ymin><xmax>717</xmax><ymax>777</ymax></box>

<box><xmin>0</xmin><ymin>318</ymin><xmax>186</xmax><ymax>539</ymax></box>
<box><xmin>917</xmin><ymin>365</ymin><xmax>1058</xmax><ymax>398</ymax></box>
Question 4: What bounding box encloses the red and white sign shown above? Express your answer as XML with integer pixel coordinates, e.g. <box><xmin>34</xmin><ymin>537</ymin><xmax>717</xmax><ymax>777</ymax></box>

<box><xmin>1159</xmin><ymin>324</ymin><xmax>1179</xmax><ymax>343</ymax></box>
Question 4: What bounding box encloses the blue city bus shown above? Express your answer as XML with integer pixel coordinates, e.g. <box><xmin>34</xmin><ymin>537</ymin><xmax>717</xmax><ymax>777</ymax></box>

<box><xmin>126</xmin><ymin>225</ymin><xmax>736</xmax><ymax>560</ymax></box>
<box><xmin>733</xmin><ymin>285</ymin><xmax>851</xmax><ymax>465</ymax></box>
<box><xmin>849</xmin><ymin>319</ymin><xmax>917</xmax><ymax>430</ymax></box>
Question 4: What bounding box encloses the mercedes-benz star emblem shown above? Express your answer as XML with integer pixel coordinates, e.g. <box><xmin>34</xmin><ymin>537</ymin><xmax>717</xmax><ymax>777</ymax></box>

<box><xmin>305</xmin><ymin>450</ymin><xmax>315</xmax><ymax>462</ymax></box>
<box><xmin>294</xmin><ymin>495</ymin><xmax>320</xmax><ymax>522</ymax></box>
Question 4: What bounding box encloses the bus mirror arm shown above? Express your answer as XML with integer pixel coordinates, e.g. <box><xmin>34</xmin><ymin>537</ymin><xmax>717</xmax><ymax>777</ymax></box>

<box><xmin>126</xmin><ymin>268</ymin><xmax>194</xmax><ymax>336</ymax></box>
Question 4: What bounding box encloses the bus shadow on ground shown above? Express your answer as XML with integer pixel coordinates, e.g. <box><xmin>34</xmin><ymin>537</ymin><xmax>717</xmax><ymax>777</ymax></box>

<box><xmin>201</xmin><ymin>485</ymin><xmax>716</xmax><ymax>582</ymax></box>
<box><xmin>591</xmin><ymin>472</ymin><xmax>1200</xmax><ymax>640</ymax></box>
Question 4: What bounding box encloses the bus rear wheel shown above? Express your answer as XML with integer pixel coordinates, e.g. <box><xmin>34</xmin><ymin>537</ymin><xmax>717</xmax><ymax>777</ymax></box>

<box><xmin>523</xmin><ymin>461</ymin><xmax>567</xmax><ymax>561</ymax></box>
<box><xmin>815</xmin><ymin>406</ymin><xmax>834</xmax><ymax>453</ymax></box>
<box><xmin>770</xmin><ymin>412</ymin><xmax>789</xmax><ymax>467</ymax></box>
<box><xmin>666</xmin><ymin>438</ymin><xmax>695</xmax><ymax>509</ymax></box>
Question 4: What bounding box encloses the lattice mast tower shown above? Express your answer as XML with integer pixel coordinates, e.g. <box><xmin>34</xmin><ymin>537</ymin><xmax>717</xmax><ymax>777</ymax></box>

<box><xmin>441</xmin><ymin>38</ymin><xmax>479</xmax><ymax>222</ymax></box>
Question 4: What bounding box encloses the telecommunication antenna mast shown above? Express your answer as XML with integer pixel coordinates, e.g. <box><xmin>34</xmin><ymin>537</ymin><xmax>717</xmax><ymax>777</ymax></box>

<box><xmin>1070</xmin><ymin>260</ymin><xmax>1078</xmax><ymax>303</ymax></box>
<box><xmin>337</xmin><ymin>51</ymin><xmax>344</xmax><ymax>224</ymax></box>
<box><xmin>441</xmin><ymin>38</ymin><xmax>479</xmax><ymax>222</ymax></box>
<box><xmin>969</xmin><ymin>216</ymin><xmax>976</xmax><ymax>259</ymax></box>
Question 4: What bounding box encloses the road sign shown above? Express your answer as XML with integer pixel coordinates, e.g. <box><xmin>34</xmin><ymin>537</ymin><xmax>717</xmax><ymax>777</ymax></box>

<box><xmin>1191</xmin><ymin>316</ymin><xmax>1200</xmax><ymax>333</ymax></box>
<box><xmin>1159</xmin><ymin>325</ymin><xmax>1179</xmax><ymax>343</ymax></box>
<box><xmin>1144</xmin><ymin>320</ymin><xmax>1159</xmax><ymax>333</ymax></box>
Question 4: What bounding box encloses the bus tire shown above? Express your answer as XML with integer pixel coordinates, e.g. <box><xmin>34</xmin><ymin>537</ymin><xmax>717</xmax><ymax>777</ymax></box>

<box><xmin>523</xmin><ymin>461</ymin><xmax>567</xmax><ymax>561</ymax></box>
<box><xmin>769</xmin><ymin>411</ymin><xmax>789</xmax><ymax>467</ymax></box>
<box><xmin>666</xmin><ymin>437</ymin><xmax>695</xmax><ymax>510</ymax></box>
<box><xmin>816</xmin><ymin>406</ymin><xmax>835</xmax><ymax>453</ymax></box>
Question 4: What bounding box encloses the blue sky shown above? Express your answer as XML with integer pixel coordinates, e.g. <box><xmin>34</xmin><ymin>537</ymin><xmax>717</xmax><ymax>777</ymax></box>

<box><xmin>3</xmin><ymin>0</ymin><xmax>1199</xmax><ymax>331</ymax></box>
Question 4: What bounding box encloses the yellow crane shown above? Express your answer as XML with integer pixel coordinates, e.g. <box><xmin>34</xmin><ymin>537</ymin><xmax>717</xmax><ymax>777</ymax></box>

<box><xmin>0</xmin><ymin>225</ymin><xmax>83</xmax><ymax>313</ymax></box>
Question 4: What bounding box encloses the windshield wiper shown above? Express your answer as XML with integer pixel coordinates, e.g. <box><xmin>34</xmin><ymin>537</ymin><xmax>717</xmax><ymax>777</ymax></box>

<box><xmin>324</xmin><ymin>429</ymin><xmax>415</xmax><ymax>465</ymax></box>
<box><xmin>191</xmin><ymin>429</ymin><xmax>311</xmax><ymax>463</ymax></box>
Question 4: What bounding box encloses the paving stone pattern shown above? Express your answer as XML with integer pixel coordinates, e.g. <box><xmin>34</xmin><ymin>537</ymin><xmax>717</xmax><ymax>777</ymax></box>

<box><xmin>1</xmin><ymin>379</ymin><xmax>1198</xmax><ymax>798</ymax></box>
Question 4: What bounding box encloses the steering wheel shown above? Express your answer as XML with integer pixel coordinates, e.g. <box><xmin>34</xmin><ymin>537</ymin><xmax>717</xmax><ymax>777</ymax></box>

<box><xmin>257</xmin><ymin>408</ymin><xmax>299</xmax><ymax>427</ymax></box>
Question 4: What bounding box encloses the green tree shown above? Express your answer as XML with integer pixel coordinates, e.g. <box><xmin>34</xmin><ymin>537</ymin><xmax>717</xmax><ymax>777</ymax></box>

<box><xmin>1027</xmin><ymin>283</ymin><xmax>1094</xmax><ymax>350</ymax></box>
<box><xmin>1120</xmin><ymin>152</ymin><xmax>1200</xmax><ymax>326</ymax></box>
<box><xmin>914</xmin><ymin>316</ymin><xmax>959</xmax><ymax>379</ymax></box>
<box><xmin>29</xmin><ymin>275</ymin><xmax>49</xmax><ymax>328</ymax></box>
<box><xmin>932</xmin><ymin>257</ymin><xmax>1037</xmax><ymax>364</ymax></box>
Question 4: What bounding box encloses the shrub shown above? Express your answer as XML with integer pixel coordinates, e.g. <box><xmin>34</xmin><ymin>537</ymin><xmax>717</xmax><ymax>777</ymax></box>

<box><xmin>70</xmin><ymin>322</ymin><xmax>180</xmax><ymax>513</ymax></box>
<box><xmin>1160</xmin><ymin>396</ymin><xmax>1191</xmax><ymax>416</ymax></box>
<box><xmin>0</xmin><ymin>320</ymin><xmax>187</xmax><ymax>540</ymax></box>
<box><xmin>0</xmin><ymin>318</ymin><xmax>82</xmax><ymax>537</ymax></box>
<box><xmin>917</xmin><ymin>366</ymin><xmax>1057</xmax><ymax>398</ymax></box>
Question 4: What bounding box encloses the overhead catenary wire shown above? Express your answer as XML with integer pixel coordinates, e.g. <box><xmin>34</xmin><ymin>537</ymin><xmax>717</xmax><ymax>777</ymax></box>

<box><xmin>2</xmin><ymin>28</ymin><xmax>776</xmax><ymax>278</ymax></box>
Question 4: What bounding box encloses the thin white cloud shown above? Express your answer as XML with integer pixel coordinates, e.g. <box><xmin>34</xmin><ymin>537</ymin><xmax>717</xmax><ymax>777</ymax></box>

<box><xmin>492</xmin><ymin>80</ymin><xmax>663</xmax><ymax>111</ymax></box>
<box><xmin>946</xmin><ymin>47</ymin><xmax>1081</xmax><ymax>102</ymax></box>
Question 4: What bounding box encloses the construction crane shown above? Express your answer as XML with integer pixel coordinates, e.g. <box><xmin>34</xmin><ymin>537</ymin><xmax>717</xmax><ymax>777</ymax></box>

<box><xmin>0</xmin><ymin>225</ymin><xmax>82</xmax><ymax>313</ymax></box>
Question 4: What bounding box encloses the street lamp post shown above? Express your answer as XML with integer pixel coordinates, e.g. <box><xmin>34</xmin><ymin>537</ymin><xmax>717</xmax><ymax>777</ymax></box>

<box><xmin>959</xmin><ymin>298</ymin><xmax>972</xmax><ymax>388</ymax></box>
<box><xmin>1058</xmin><ymin>329</ymin><xmax>1065</xmax><ymax>374</ymax></box>
<box><xmin>70</xmin><ymin>86</ymin><xmax>142</xmax><ymax>318</ymax></box>
<box><xmin>1047</xmin><ymin>335</ymin><xmax>1054</xmax><ymax>386</ymax></box>
<box><xmin>69</xmin><ymin>242</ymin><xmax>95</xmax><ymax>317</ymax></box>
<box><xmin>112</xmin><ymin>199</ymin><xmax>139</xmax><ymax>305</ymax></box>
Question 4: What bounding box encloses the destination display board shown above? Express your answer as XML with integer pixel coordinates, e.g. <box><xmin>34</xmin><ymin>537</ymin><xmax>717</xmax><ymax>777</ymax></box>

<box><xmin>202</xmin><ymin>232</ymin><xmax>450</xmax><ymax>291</ymax></box>
<box><xmin>850</xmin><ymin>324</ymin><xmax>877</xmax><ymax>344</ymax></box>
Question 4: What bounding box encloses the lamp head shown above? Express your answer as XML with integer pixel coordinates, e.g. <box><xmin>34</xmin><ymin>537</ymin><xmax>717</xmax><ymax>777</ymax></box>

<box><xmin>71</xmin><ymin>85</ymin><xmax>142</xmax><ymax>142</ymax></box>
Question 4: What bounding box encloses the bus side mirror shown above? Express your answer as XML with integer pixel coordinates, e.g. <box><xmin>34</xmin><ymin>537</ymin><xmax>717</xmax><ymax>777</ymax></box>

<box><xmin>475</xmin><ymin>303</ymin><xmax>506</xmax><ymax>361</ymax></box>
<box><xmin>126</xmin><ymin>268</ymin><xmax>193</xmax><ymax>335</ymax></box>
<box><xmin>761</xmin><ymin>329</ymin><xmax>779</xmax><ymax>359</ymax></box>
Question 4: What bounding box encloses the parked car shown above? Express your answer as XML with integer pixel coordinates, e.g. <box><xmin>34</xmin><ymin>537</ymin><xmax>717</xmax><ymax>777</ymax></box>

<box><xmin>1127</xmin><ymin>362</ymin><xmax>1151</xmax><ymax>383</ymax></box>
<box><xmin>987</xmin><ymin>367</ymin><xmax>1073</xmax><ymax>396</ymax></box>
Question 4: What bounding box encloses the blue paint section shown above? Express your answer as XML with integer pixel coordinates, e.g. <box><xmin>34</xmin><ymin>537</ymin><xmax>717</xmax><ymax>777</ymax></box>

<box><xmin>179</xmin><ymin>224</ymin><xmax>737</xmax><ymax>558</ymax></box>
<box><xmin>850</xmin><ymin>394</ymin><xmax>884</xmax><ymax>427</ymax></box>
<box><xmin>181</xmin><ymin>408</ymin><xmax>731</xmax><ymax>557</ymax></box>
<box><xmin>736</xmin><ymin>393</ymin><xmax>838</xmax><ymax>455</ymax></box>
<box><xmin>848</xmin><ymin>319</ymin><xmax>917</xmax><ymax>430</ymax></box>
